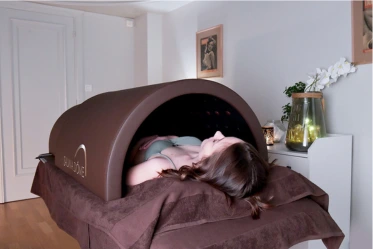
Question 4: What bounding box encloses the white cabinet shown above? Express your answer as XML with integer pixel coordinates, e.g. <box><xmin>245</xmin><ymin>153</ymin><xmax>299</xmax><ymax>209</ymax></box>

<box><xmin>267</xmin><ymin>134</ymin><xmax>352</xmax><ymax>249</ymax></box>
<box><xmin>268</xmin><ymin>152</ymin><xmax>309</xmax><ymax>178</ymax></box>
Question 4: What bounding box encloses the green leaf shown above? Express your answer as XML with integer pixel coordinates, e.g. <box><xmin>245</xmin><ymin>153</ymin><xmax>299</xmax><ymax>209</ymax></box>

<box><xmin>281</xmin><ymin>81</ymin><xmax>305</xmax><ymax>121</ymax></box>
<box><xmin>283</xmin><ymin>81</ymin><xmax>306</xmax><ymax>97</ymax></box>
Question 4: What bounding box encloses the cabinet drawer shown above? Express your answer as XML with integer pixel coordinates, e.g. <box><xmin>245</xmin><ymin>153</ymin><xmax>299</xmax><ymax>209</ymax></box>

<box><xmin>268</xmin><ymin>153</ymin><xmax>309</xmax><ymax>178</ymax></box>
<box><xmin>290</xmin><ymin>241</ymin><xmax>308</xmax><ymax>249</ymax></box>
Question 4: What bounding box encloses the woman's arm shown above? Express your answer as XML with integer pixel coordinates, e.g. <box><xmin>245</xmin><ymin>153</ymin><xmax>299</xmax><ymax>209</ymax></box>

<box><xmin>127</xmin><ymin>135</ymin><xmax>178</xmax><ymax>165</ymax></box>
<box><xmin>125</xmin><ymin>157</ymin><xmax>173</xmax><ymax>186</ymax></box>
<box><xmin>127</xmin><ymin>135</ymin><xmax>157</xmax><ymax>165</ymax></box>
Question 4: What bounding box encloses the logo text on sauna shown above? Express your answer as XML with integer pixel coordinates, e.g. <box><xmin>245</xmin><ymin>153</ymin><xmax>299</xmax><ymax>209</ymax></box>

<box><xmin>63</xmin><ymin>144</ymin><xmax>87</xmax><ymax>178</ymax></box>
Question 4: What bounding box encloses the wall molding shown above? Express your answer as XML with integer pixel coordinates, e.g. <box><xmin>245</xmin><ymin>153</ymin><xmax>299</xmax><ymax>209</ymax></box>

<box><xmin>0</xmin><ymin>1</ymin><xmax>84</xmax><ymax>17</ymax></box>
<box><xmin>0</xmin><ymin>2</ymin><xmax>84</xmax><ymax>106</ymax></box>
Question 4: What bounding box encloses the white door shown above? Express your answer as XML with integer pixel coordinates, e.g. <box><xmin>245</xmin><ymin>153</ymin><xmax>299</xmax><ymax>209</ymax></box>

<box><xmin>0</xmin><ymin>8</ymin><xmax>77</xmax><ymax>202</ymax></box>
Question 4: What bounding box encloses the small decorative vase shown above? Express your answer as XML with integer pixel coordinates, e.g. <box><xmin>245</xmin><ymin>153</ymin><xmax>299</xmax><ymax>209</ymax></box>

<box><xmin>263</xmin><ymin>120</ymin><xmax>286</xmax><ymax>143</ymax></box>
<box><xmin>285</xmin><ymin>92</ymin><xmax>327</xmax><ymax>152</ymax></box>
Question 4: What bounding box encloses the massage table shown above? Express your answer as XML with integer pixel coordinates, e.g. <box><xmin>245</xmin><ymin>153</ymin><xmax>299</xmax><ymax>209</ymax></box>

<box><xmin>31</xmin><ymin>79</ymin><xmax>344</xmax><ymax>249</ymax></box>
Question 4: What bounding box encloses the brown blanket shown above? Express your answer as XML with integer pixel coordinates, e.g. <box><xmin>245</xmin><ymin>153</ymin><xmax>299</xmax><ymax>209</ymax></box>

<box><xmin>31</xmin><ymin>159</ymin><xmax>344</xmax><ymax>249</ymax></box>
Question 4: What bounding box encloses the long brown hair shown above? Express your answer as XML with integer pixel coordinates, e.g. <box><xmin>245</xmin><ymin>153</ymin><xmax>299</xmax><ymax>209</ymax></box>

<box><xmin>158</xmin><ymin>142</ymin><xmax>273</xmax><ymax>219</ymax></box>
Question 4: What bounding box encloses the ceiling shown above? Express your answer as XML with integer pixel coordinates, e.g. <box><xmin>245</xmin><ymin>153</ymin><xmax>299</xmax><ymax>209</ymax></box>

<box><xmin>31</xmin><ymin>1</ymin><xmax>193</xmax><ymax>19</ymax></box>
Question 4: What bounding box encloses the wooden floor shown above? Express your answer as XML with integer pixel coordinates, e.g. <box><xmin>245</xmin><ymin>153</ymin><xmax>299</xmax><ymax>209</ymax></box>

<box><xmin>0</xmin><ymin>198</ymin><xmax>81</xmax><ymax>249</ymax></box>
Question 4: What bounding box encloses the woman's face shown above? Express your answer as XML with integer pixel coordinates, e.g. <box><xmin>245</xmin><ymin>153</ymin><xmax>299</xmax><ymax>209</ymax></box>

<box><xmin>199</xmin><ymin>131</ymin><xmax>243</xmax><ymax>160</ymax></box>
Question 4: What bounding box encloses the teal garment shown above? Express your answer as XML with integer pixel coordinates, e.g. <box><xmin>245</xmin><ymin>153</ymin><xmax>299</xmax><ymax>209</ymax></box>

<box><xmin>144</xmin><ymin>136</ymin><xmax>202</xmax><ymax>169</ymax></box>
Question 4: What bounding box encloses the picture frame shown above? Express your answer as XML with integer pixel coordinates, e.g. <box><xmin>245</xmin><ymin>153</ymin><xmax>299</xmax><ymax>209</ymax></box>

<box><xmin>196</xmin><ymin>24</ymin><xmax>223</xmax><ymax>78</ymax></box>
<box><xmin>352</xmin><ymin>0</ymin><xmax>372</xmax><ymax>64</ymax></box>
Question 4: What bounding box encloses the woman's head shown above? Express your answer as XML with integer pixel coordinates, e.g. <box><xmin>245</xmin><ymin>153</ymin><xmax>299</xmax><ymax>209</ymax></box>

<box><xmin>196</xmin><ymin>140</ymin><xmax>269</xmax><ymax>199</ymax></box>
<box><xmin>207</xmin><ymin>37</ymin><xmax>216</xmax><ymax>51</ymax></box>
<box><xmin>198</xmin><ymin>131</ymin><xmax>244</xmax><ymax>161</ymax></box>
<box><xmin>159</xmin><ymin>132</ymin><xmax>271</xmax><ymax>219</ymax></box>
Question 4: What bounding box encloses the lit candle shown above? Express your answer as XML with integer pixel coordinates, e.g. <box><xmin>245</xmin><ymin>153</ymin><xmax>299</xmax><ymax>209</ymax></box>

<box><xmin>262</xmin><ymin>126</ymin><xmax>274</xmax><ymax>146</ymax></box>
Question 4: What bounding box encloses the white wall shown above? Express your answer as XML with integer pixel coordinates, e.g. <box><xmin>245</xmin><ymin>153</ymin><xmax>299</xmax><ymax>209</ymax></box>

<box><xmin>134</xmin><ymin>13</ymin><xmax>148</xmax><ymax>87</ymax></box>
<box><xmin>134</xmin><ymin>13</ymin><xmax>163</xmax><ymax>87</ymax></box>
<box><xmin>83</xmin><ymin>12</ymin><xmax>134</xmax><ymax>100</ymax></box>
<box><xmin>147</xmin><ymin>13</ymin><xmax>163</xmax><ymax>85</ymax></box>
<box><xmin>162</xmin><ymin>1</ymin><xmax>372</xmax><ymax>248</ymax></box>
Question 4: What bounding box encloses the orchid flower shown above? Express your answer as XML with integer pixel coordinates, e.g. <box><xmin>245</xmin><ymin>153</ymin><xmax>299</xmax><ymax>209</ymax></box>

<box><xmin>335</xmin><ymin>57</ymin><xmax>357</xmax><ymax>77</ymax></box>
<box><xmin>327</xmin><ymin>66</ymin><xmax>338</xmax><ymax>83</ymax></box>
<box><xmin>305</xmin><ymin>68</ymin><xmax>330</xmax><ymax>91</ymax></box>
<box><xmin>304</xmin><ymin>58</ymin><xmax>357</xmax><ymax>92</ymax></box>
<box><xmin>318</xmin><ymin>69</ymin><xmax>330</xmax><ymax>86</ymax></box>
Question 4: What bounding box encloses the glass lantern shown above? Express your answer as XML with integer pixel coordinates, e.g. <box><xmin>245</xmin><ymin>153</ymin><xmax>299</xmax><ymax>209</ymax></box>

<box><xmin>263</xmin><ymin>120</ymin><xmax>286</xmax><ymax>143</ymax></box>
<box><xmin>285</xmin><ymin>92</ymin><xmax>327</xmax><ymax>152</ymax></box>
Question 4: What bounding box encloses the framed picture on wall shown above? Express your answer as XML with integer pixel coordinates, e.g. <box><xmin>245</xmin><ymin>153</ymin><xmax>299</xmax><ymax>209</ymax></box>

<box><xmin>196</xmin><ymin>24</ymin><xmax>223</xmax><ymax>78</ymax></box>
<box><xmin>352</xmin><ymin>0</ymin><xmax>372</xmax><ymax>64</ymax></box>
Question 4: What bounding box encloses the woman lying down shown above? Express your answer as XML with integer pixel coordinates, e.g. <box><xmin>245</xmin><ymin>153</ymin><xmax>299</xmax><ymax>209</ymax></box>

<box><xmin>126</xmin><ymin>131</ymin><xmax>272</xmax><ymax>219</ymax></box>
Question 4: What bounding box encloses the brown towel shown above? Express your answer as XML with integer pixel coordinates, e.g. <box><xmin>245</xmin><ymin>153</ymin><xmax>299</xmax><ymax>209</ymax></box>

<box><xmin>31</xmin><ymin>160</ymin><xmax>344</xmax><ymax>249</ymax></box>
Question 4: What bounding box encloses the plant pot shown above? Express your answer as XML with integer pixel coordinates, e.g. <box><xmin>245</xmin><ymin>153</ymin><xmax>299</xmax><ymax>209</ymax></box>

<box><xmin>285</xmin><ymin>92</ymin><xmax>326</xmax><ymax>152</ymax></box>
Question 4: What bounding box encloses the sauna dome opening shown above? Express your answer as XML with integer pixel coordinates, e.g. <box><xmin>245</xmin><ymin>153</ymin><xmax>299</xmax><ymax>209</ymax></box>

<box><xmin>124</xmin><ymin>93</ymin><xmax>256</xmax><ymax>165</ymax></box>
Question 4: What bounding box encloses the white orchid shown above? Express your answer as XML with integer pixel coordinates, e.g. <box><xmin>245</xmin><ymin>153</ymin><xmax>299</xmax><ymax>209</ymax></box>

<box><xmin>327</xmin><ymin>65</ymin><xmax>338</xmax><ymax>83</ymax></box>
<box><xmin>305</xmin><ymin>58</ymin><xmax>357</xmax><ymax>92</ymax></box>
<box><xmin>305</xmin><ymin>68</ymin><xmax>330</xmax><ymax>91</ymax></box>
<box><xmin>334</xmin><ymin>57</ymin><xmax>357</xmax><ymax>76</ymax></box>
<box><xmin>318</xmin><ymin>69</ymin><xmax>330</xmax><ymax>86</ymax></box>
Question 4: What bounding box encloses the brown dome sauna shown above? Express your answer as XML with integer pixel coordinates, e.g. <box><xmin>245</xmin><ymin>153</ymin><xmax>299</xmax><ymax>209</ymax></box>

<box><xmin>48</xmin><ymin>79</ymin><xmax>267</xmax><ymax>201</ymax></box>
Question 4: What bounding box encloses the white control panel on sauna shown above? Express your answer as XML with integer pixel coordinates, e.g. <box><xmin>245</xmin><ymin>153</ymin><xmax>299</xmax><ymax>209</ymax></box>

<box><xmin>267</xmin><ymin>134</ymin><xmax>352</xmax><ymax>249</ymax></box>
